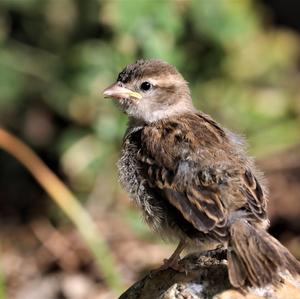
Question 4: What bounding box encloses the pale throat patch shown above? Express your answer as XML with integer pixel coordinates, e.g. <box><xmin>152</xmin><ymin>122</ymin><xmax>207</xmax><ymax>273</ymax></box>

<box><xmin>139</xmin><ymin>100</ymin><xmax>196</xmax><ymax>123</ymax></box>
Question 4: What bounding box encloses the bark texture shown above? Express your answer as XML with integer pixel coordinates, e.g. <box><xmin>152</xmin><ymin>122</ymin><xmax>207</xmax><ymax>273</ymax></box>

<box><xmin>119</xmin><ymin>253</ymin><xmax>300</xmax><ymax>299</ymax></box>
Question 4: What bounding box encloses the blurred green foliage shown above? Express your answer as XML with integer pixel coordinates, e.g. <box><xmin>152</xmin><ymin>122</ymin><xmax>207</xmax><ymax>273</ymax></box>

<box><xmin>0</xmin><ymin>0</ymin><xmax>300</xmax><ymax>215</ymax></box>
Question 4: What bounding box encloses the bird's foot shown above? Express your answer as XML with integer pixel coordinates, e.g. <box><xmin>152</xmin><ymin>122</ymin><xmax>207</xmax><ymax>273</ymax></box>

<box><xmin>151</xmin><ymin>240</ymin><xmax>187</xmax><ymax>274</ymax></box>
<box><xmin>161</xmin><ymin>256</ymin><xmax>185</xmax><ymax>272</ymax></box>
<box><xmin>150</xmin><ymin>256</ymin><xmax>186</xmax><ymax>276</ymax></box>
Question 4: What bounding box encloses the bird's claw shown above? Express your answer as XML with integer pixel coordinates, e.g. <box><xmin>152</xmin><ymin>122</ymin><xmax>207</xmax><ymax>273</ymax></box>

<box><xmin>154</xmin><ymin>256</ymin><xmax>186</xmax><ymax>273</ymax></box>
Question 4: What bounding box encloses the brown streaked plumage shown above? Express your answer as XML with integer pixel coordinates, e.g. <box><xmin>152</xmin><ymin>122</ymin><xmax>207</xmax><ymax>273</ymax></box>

<box><xmin>103</xmin><ymin>59</ymin><xmax>300</xmax><ymax>289</ymax></box>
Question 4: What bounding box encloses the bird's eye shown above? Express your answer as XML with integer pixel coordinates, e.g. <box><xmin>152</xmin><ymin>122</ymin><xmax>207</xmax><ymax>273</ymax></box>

<box><xmin>140</xmin><ymin>81</ymin><xmax>152</xmax><ymax>92</ymax></box>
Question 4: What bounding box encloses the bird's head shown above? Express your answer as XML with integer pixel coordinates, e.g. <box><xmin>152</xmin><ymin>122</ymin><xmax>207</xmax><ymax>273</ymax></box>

<box><xmin>103</xmin><ymin>59</ymin><xmax>194</xmax><ymax>123</ymax></box>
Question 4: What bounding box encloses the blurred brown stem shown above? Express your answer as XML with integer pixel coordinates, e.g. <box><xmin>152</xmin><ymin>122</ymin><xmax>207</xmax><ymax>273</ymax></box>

<box><xmin>0</xmin><ymin>127</ymin><xmax>124</xmax><ymax>292</ymax></box>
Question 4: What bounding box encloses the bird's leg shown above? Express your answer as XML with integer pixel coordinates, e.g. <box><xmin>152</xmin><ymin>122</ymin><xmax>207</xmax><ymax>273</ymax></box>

<box><xmin>159</xmin><ymin>240</ymin><xmax>187</xmax><ymax>272</ymax></box>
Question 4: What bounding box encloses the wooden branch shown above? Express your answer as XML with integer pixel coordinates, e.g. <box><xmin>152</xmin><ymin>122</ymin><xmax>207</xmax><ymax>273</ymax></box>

<box><xmin>119</xmin><ymin>253</ymin><xmax>300</xmax><ymax>299</ymax></box>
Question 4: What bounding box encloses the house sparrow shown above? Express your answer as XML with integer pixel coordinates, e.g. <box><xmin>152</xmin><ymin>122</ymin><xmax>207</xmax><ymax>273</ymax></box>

<box><xmin>103</xmin><ymin>59</ymin><xmax>300</xmax><ymax>289</ymax></box>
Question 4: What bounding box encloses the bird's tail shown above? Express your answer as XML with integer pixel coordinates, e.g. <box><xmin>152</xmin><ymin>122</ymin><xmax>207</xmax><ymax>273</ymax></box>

<box><xmin>227</xmin><ymin>219</ymin><xmax>300</xmax><ymax>288</ymax></box>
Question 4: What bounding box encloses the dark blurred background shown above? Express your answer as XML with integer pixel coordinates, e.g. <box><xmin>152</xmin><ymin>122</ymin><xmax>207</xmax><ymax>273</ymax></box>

<box><xmin>0</xmin><ymin>0</ymin><xmax>300</xmax><ymax>298</ymax></box>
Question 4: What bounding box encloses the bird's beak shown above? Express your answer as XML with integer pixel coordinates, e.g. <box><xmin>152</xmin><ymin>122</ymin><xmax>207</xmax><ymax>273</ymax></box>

<box><xmin>103</xmin><ymin>83</ymin><xmax>142</xmax><ymax>100</ymax></box>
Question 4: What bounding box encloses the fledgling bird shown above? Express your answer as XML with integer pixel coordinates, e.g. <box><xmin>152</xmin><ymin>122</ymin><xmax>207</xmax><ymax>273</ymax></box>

<box><xmin>103</xmin><ymin>59</ymin><xmax>300</xmax><ymax>289</ymax></box>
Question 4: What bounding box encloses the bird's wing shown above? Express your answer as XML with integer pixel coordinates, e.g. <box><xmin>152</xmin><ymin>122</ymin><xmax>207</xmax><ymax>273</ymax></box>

<box><xmin>138</xmin><ymin>113</ymin><xmax>233</xmax><ymax>234</ymax></box>
<box><xmin>240</xmin><ymin>169</ymin><xmax>267</xmax><ymax>220</ymax></box>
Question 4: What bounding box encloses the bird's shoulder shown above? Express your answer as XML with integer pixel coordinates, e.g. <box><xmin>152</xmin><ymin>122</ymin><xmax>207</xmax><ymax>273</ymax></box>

<box><xmin>138</xmin><ymin>112</ymin><xmax>240</xmax><ymax>169</ymax></box>
<box><xmin>142</xmin><ymin>112</ymin><xmax>227</xmax><ymax>146</ymax></box>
